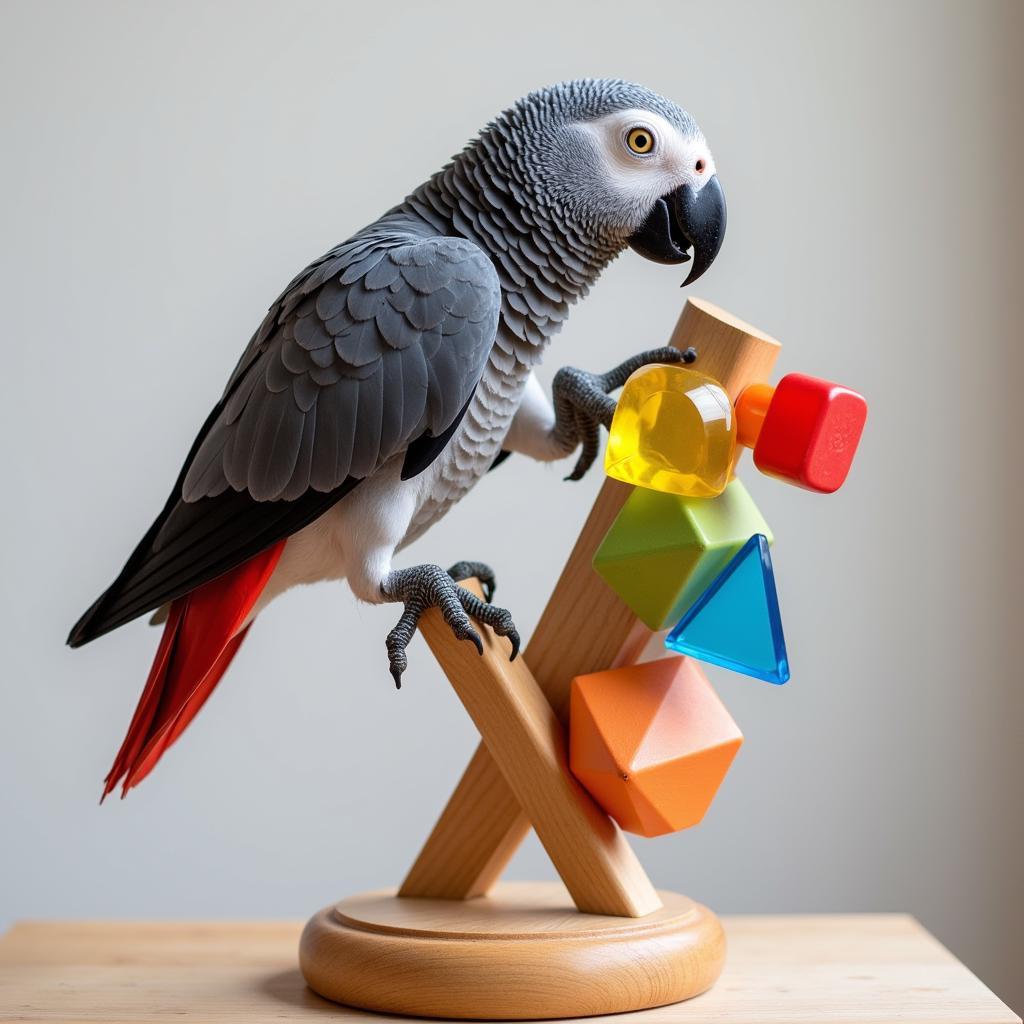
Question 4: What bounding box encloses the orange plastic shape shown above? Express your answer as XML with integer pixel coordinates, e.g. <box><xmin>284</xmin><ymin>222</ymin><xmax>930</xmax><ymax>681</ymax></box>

<box><xmin>735</xmin><ymin>382</ymin><xmax>773</xmax><ymax>449</ymax></box>
<box><xmin>569</xmin><ymin>656</ymin><xmax>743</xmax><ymax>838</ymax></box>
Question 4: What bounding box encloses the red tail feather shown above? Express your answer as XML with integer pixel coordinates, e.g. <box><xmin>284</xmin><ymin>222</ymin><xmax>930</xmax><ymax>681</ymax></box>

<box><xmin>103</xmin><ymin>541</ymin><xmax>285</xmax><ymax>800</ymax></box>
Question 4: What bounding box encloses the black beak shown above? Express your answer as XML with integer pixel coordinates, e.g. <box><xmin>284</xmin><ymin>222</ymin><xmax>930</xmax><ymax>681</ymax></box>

<box><xmin>627</xmin><ymin>174</ymin><xmax>727</xmax><ymax>286</ymax></box>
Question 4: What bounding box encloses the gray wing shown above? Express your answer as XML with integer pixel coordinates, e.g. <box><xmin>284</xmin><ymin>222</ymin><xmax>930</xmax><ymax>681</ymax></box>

<box><xmin>183</xmin><ymin>229</ymin><xmax>500</xmax><ymax>502</ymax></box>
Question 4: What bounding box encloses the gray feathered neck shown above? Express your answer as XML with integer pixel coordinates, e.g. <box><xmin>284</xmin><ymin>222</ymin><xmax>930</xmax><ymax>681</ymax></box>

<box><xmin>393</xmin><ymin>79</ymin><xmax>696</xmax><ymax>365</ymax></box>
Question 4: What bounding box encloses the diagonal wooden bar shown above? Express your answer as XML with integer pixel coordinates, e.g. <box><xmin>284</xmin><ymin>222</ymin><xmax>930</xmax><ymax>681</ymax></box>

<box><xmin>400</xmin><ymin>298</ymin><xmax>781</xmax><ymax>903</ymax></box>
<box><xmin>416</xmin><ymin>581</ymin><xmax>661</xmax><ymax>917</ymax></box>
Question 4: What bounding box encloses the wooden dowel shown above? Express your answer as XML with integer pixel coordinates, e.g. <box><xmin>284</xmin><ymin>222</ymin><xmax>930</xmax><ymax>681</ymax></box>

<box><xmin>400</xmin><ymin>298</ymin><xmax>781</xmax><ymax>904</ymax></box>
<box><xmin>417</xmin><ymin>580</ymin><xmax>662</xmax><ymax>918</ymax></box>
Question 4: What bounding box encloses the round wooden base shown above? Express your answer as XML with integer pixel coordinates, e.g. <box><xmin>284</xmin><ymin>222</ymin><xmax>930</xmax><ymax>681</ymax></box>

<box><xmin>299</xmin><ymin>881</ymin><xmax>725</xmax><ymax>1020</ymax></box>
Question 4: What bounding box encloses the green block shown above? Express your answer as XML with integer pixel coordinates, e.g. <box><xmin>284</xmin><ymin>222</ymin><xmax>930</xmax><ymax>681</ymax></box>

<box><xmin>593</xmin><ymin>479</ymin><xmax>773</xmax><ymax>631</ymax></box>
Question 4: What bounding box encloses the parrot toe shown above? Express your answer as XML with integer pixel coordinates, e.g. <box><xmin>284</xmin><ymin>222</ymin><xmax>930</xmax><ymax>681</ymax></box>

<box><xmin>447</xmin><ymin>560</ymin><xmax>498</xmax><ymax>603</ymax></box>
<box><xmin>551</xmin><ymin>347</ymin><xmax>697</xmax><ymax>481</ymax></box>
<box><xmin>452</xmin><ymin>585</ymin><xmax>521</xmax><ymax>661</ymax></box>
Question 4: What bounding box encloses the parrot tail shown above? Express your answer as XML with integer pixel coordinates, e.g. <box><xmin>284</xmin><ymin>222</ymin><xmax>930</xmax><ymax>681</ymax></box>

<box><xmin>102</xmin><ymin>540</ymin><xmax>286</xmax><ymax>801</ymax></box>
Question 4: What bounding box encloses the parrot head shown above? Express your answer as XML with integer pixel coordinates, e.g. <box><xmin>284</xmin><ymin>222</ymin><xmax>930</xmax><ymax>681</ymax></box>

<box><xmin>483</xmin><ymin>79</ymin><xmax>727</xmax><ymax>286</ymax></box>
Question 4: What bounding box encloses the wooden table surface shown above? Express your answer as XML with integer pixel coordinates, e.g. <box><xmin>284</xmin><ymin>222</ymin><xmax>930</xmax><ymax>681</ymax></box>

<box><xmin>0</xmin><ymin>914</ymin><xmax>1018</xmax><ymax>1023</ymax></box>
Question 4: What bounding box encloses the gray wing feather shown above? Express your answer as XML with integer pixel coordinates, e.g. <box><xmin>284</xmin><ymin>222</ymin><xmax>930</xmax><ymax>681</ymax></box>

<box><xmin>184</xmin><ymin>226</ymin><xmax>500</xmax><ymax>503</ymax></box>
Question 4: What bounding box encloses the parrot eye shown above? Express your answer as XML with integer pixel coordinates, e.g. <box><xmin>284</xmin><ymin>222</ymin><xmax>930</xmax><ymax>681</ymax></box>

<box><xmin>625</xmin><ymin>126</ymin><xmax>656</xmax><ymax>156</ymax></box>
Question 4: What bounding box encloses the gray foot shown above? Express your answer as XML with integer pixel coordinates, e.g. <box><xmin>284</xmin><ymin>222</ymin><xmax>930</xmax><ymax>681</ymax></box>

<box><xmin>382</xmin><ymin>562</ymin><xmax>520</xmax><ymax>688</ymax></box>
<box><xmin>551</xmin><ymin>346</ymin><xmax>697</xmax><ymax>480</ymax></box>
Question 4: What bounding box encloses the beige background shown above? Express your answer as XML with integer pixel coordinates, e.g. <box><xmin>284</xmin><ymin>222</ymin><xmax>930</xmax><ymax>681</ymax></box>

<box><xmin>1</xmin><ymin>0</ymin><xmax>1021</xmax><ymax>1011</ymax></box>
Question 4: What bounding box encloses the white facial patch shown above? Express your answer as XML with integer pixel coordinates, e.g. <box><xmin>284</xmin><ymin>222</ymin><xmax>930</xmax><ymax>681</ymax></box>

<box><xmin>573</xmin><ymin>109</ymin><xmax>715</xmax><ymax>223</ymax></box>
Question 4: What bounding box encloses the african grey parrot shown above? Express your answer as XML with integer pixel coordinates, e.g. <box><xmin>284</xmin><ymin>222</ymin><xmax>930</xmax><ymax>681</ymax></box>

<box><xmin>68</xmin><ymin>78</ymin><xmax>726</xmax><ymax>798</ymax></box>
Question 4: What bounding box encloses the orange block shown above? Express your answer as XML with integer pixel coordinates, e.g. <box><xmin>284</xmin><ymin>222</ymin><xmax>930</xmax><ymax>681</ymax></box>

<box><xmin>569</xmin><ymin>657</ymin><xmax>743</xmax><ymax>837</ymax></box>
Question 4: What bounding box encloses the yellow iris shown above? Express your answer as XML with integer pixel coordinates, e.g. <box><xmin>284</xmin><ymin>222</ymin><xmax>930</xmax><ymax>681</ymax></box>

<box><xmin>626</xmin><ymin>127</ymin><xmax>654</xmax><ymax>154</ymax></box>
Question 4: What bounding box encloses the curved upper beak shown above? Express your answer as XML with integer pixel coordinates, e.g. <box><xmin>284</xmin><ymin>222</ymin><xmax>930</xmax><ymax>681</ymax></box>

<box><xmin>627</xmin><ymin>174</ymin><xmax>727</xmax><ymax>286</ymax></box>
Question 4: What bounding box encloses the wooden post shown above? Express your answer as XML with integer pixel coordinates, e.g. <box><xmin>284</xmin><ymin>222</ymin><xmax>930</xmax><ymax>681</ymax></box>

<box><xmin>400</xmin><ymin>298</ymin><xmax>781</xmax><ymax>902</ymax></box>
<box><xmin>417</xmin><ymin>581</ymin><xmax>661</xmax><ymax>917</ymax></box>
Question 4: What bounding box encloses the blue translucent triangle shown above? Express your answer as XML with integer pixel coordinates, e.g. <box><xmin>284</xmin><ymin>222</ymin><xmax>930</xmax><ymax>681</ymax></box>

<box><xmin>665</xmin><ymin>534</ymin><xmax>790</xmax><ymax>684</ymax></box>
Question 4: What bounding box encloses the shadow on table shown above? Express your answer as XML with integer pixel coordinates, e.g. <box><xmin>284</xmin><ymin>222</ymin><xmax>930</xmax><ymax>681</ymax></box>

<box><xmin>261</xmin><ymin>969</ymin><xmax>345</xmax><ymax>1014</ymax></box>
<box><xmin>260</xmin><ymin>968</ymin><xmax>413</xmax><ymax>1020</ymax></box>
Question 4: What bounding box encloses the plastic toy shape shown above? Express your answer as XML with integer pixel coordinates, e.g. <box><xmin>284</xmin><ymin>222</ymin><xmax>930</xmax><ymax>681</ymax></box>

<box><xmin>592</xmin><ymin>478</ymin><xmax>772</xmax><ymax>631</ymax></box>
<box><xmin>605</xmin><ymin>364</ymin><xmax>735</xmax><ymax>498</ymax></box>
<box><xmin>570</xmin><ymin>656</ymin><xmax>743</xmax><ymax>837</ymax></box>
<box><xmin>665</xmin><ymin>534</ymin><xmax>789</xmax><ymax>683</ymax></box>
<box><xmin>736</xmin><ymin>373</ymin><xmax>867</xmax><ymax>493</ymax></box>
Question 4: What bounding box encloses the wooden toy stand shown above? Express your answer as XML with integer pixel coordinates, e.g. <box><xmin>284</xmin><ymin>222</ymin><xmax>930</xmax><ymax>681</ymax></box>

<box><xmin>300</xmin><ymin>299</ymin><xmax>781</xmax><ymax>1020</ymax></box>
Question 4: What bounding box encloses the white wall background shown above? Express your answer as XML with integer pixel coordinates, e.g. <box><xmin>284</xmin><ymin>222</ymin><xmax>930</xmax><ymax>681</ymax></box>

<box><xmin>1</xmin><ymin>0</ymin><xmax>1021</xmax><ymax>1010</ymax></box>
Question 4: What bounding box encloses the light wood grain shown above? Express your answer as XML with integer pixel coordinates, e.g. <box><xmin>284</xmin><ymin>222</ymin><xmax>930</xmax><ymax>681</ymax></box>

<box><xmin>300</xmin><ymin>882</ymin><xmax>723</xmax><ymax>1019</ymax></box>
<box><xmin>414</xmin><ymin>581</ymin><xmax>660</xmax><ymax>918</ymax></box>
<box><xmin>400</xmin><ymin>297</ymin><xmax>782</xmax><ymax>902</ymax></box>
<box><xmin>2</xmin><ymin>912</ymin><xmax>1018</xmax><ymax>1023</ymax></box>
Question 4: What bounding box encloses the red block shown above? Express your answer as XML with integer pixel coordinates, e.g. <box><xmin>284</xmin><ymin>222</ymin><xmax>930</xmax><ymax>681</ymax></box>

<box><xmin>753</xmin><ymin>373</ymin><xmax>867</xmax><ymax>493</ymax></box>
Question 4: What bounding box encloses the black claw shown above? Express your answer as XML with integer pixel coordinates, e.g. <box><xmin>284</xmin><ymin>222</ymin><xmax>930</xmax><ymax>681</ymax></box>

<box><xmin>386</xmin><ymin>640</ymin><xmax>408</xmax><ymax>689</ymax></box>
<box><xmin>507</xmin><ymin>630</ymin><xmax>521</xmax><ymax>661</ymax></box>
<box><xmin>465</xmin><ymin>628</ymin><xmax>484</xmax><ymax>656</ymax></box>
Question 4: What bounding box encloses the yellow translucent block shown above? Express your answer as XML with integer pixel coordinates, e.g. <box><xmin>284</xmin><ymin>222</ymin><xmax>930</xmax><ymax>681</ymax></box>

<box><xmin>605</xmin><ymin>364</ymin><xmax>736</xmax><ymax>497</ymax></box>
